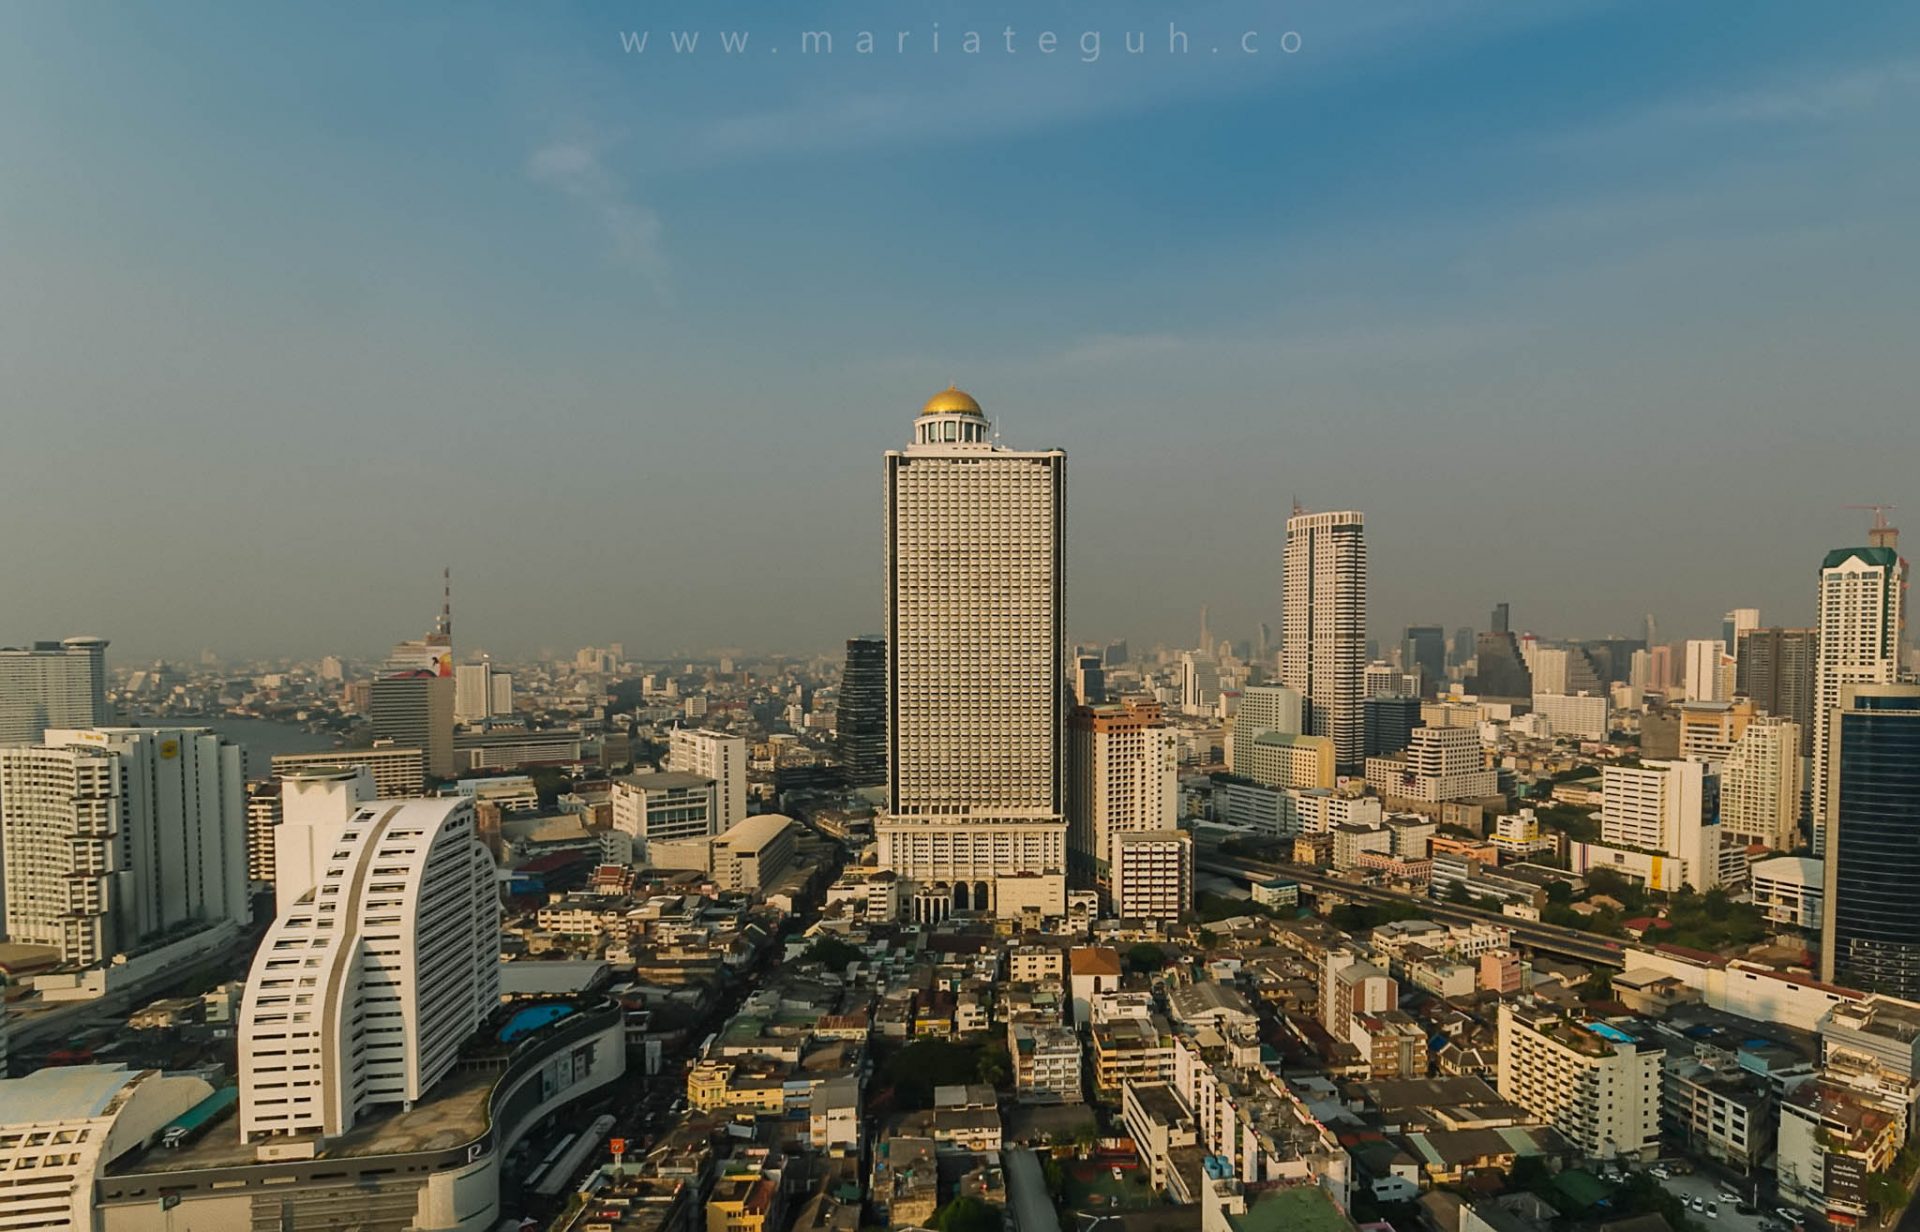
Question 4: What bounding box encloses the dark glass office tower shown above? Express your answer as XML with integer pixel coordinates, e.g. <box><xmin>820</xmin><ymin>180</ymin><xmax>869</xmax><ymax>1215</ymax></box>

<box><xmin>1365</xmin><ymin>695</ymin><xmax>1422</xmax><ymax>758</ymax></box>
<box><xmin>1823</xmin><ymin>686</ymin><xmax>1920</xmax><ymax>996</ymax></box>
<box><xmin>1402</xmin><ymin>625</ymin><xmax>1446</xmax><ymax>695</ymax></box>
<box><xmin>836</xmin><ymin>635</ymin><xmax>887</xmax><ymax>788</ymax></box>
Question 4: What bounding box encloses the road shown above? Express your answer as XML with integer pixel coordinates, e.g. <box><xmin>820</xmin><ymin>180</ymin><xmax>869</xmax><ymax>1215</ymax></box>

<box><xmin>1197</xmin><ymin>852</ymin><xmax>1629</xmax><ymax>968</ymax></box>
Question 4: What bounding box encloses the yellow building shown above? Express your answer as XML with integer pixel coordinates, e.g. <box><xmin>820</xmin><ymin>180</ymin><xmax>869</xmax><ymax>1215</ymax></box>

<box><xmin>688</xmin><ymin>1060</ymin><xmax>733</xmax><ymax>1111</ymax></box>
<box><xmin>707</xmin><ymin>1172</ymin><xmax>782</xmax><ymax>1232</ymax></box>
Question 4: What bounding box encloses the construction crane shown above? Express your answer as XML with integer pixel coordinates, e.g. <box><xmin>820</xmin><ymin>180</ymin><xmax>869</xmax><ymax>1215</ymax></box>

<box><xmin>1844</xmin><ymin>504</ymin><xmax>1899</xmax><ymax>550</ymax></box>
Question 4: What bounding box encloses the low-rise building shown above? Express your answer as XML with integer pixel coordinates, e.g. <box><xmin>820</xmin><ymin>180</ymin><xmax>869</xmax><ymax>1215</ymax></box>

<box><xmin>1009</xmin><ymin>1021</ymin><xmax>1083</xmax><ymax>1104</ymax></box>
<box><xmin>1123</xmin><ymin>1080</ymin><xmax>1199</xmax><ymax>1192</ymax></box>
<box><xmin>1496</xmin><ymin>1001</ymin><xmax>1662</xmax><ymax>1162</ymax></box>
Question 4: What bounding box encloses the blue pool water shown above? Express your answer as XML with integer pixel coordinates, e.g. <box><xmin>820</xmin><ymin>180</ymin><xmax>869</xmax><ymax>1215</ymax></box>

<box><xmin>1585</xmin><ymin>1021</ymin><xmax>1636</xmax><ymax>1044</ymax></box>
<box><xmin>500</xmin><ymin>1003</ymin><xmax>574</xmax><ymax>1043</ymax></box>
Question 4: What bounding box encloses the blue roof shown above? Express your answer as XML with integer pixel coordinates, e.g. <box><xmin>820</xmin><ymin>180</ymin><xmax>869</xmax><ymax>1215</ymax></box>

<box><xmin>165</xmin><ymin>1086</ymin><xmax>238</xmax><ymax>1134</ymax></box>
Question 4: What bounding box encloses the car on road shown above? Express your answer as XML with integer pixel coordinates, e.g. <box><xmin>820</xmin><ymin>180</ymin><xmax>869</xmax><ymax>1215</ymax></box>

<box><xmin>1706</xmin><ymin>1203</ymin><xmax>1719</xmax><ymax>1219</ymax></box>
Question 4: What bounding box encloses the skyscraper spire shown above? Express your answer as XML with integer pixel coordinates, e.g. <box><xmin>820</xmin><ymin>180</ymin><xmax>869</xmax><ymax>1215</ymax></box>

<box><xmin>436</xmin><ymin>567</ymin><xmax>452</xmax><ymax>640</ymax></box>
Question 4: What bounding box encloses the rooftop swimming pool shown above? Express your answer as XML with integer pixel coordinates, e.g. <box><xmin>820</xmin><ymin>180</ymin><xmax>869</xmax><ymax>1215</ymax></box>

<box><xmin>500</xmin><ymin>1003</ymin><xmax>575</xmax><ymax>1043</ymax></box>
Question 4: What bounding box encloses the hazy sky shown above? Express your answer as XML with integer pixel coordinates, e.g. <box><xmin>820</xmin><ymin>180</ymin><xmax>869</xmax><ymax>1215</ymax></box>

<box><xmin>2</xmin><ymin>2</ymin><xmax>1916</xmax><ymax>664</ymax></box>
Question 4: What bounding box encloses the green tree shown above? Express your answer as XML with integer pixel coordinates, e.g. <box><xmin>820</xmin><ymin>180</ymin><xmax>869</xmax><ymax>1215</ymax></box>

<box><xmin>803</xmin><ymin>937</ymin><xmax>862</xmax><ymax>969</ymax></box>
<box><xmin>882</xmin><ymin>1040</ymin><xmax>985</xmax><ymax>1109</ymax></box>
<box><xmin>528</xmin><ymin>766</ymin><xmax>573</xmax><ymax>809</ymax></box>
<box><xmin>1127</xmin><ymin>944</ymin><xmax>1167</xmax><ymax>973</ymax></box>
<box><xmin>1866</xmin><ymin>1171</ymin><xmax>1905</xmax><ymax>1216</ymax></box>
<box><xmin>1545</xmin><ymin>879</ymin><xmax>1574</xmax><ymax>905</ymax></box>
<box><xmin>931</xmin><ymin>1197</ymin><xmax>1001</xmax><ymax>1232</ymax></box>
<box><xmin>974</xmin><ymin>1042</ymin><xmax>1011</xmax><ymax>1088</ymax></box>
<box><xmin>1446</xmin><ymin>881</ymin><xmax>1471</xmax><ymax>905</ymax></box>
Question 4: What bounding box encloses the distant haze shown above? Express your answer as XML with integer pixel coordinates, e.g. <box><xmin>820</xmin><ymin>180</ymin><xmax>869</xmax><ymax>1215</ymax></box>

<box><xmin>1</xmin><ymin>3</ymin><xmax>1914</xmax><ymax>662</ymax></box>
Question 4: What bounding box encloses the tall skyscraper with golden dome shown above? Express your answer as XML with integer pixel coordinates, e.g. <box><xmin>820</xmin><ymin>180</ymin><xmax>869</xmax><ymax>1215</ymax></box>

<box><xmin>875</xmin><ymin>387</ymin><xmax>1069</xmax><ymax>921</ymax></box>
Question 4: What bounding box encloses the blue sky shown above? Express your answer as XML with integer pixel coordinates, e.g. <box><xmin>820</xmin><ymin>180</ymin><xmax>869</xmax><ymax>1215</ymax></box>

<box><xmin>1</xmin><ymin>2</ymin><xmax>1916</xmax><ymax>662</ymax></box>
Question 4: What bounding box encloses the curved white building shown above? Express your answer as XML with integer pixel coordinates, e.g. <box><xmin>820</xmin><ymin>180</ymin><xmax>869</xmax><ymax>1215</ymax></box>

<box><xmin>240</xmin><ymin>796</ymin><xmax>499</xmax><ymax>1143</ymax></box>
<box><xmin>0</xmin><ymin>1065</ymin><xmax>212</xmax><ymax>1230</ymax></box>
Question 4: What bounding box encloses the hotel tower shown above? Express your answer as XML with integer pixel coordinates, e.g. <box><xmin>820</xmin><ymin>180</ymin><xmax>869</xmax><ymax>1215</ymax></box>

<box><xmin>875</xmin><ymin>387</ymin><xmax>1069</xmax><ymax>920</ymax></box>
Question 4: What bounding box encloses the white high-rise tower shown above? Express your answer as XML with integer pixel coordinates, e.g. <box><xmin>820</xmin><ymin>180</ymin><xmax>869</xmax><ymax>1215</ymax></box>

<box><xmin>1812</xmin><ymin>543</ymin><xmax>1906</xmax><ymax>851</ymax></box>
<box><xmin>239</xmin><ymin>796</ymin><xmax>498</xmax><ymax>1143</ymax></box>
<box><xmin>876</xmin><ymin>387</ymin><xmax>1068</xmax><ymax>919</ymax></box>
<box><xmin>0</xmin><ymin>636</ymin><xmax>109</xmax><ymax>744</ymax></box>
<box><xmin>1282</xmin><ymin>509</ymin><xmax>1368</xmax><ymax>770</ymax></box>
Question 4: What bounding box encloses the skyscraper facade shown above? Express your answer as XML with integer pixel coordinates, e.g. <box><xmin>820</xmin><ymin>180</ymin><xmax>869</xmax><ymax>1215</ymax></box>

<box><xmin>1684</xmin><ymin>639</ymin><xmax>1729</xmax><ymax>703</ymax></box>
<box><xmin>1402</xmin><ymin>625</ymin><xmax>1446</xmax><ymax>696</ymax></box>
<box><xmin>1470</xmin><ymin>605</ymin><xmax>1533</xmax><ymax>699</ymax></box>
<box><xmin>836</xmin><ymin>636</ymin><xmax>887</xmax><ymax>788</ymax></box>
<box><xmin>1282</xmin><ymin>509</ymin><xmax>1367</xmax><ymax>770</ymax></box>
<box><xmin>1821</xmin><ymin>686</ymin><xmax>1920</xmax><ymax>997</ymax></box>
<box><xmin>1072</xmin><ymin>653</ymin><xmax>1106</xmax><ymax>707</ymax></box>
<box><xmin>1812</xmin><ymin>546</ymin><xmax>1907</xmax><ymax>851</ymax></box>
<box><xmin>876</xmin><ymin>387</ymin><xmax>1068</xmax><ymax>914</ymax></box>
<box><xmin>0</xmin><ymin>727</ymin><xmax>247</xmax><ymax>966</ymax></box>
<box><xmin>453</xmin><ymin>660</ymin><xmax>501</xmax><ymax>723</ymax></box>
<box><xmin>0</xmin><ymin>636</ymin><xmax>109</xmax><ymax>745</ymax></box>
<box><xmin>1737</xmin><ymin>627</ymin><xmax>1818</xmax><ymax>756</ymax></box>
<box><xmin>1719</xmin><ymin>715</ymin><xmax>1803</xmax><ymax>852</ymax></box>
<box><xmin>1066</xmin><ymin>698</ymin><xmax>1177</xmax><ymax>900</ymax></box>
<box><xmin>369</xmin><ymin>670</ymin><xmax>454</xmax><ymax>784</ymax></box>
<box><xmin>1722</xmin><ymin>608</ymin><xmax>1761</xmax><ymax>649</ymax></box>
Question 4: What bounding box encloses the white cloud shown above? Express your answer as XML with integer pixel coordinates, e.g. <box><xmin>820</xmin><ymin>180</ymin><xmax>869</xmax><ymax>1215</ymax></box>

<box><xmin>526</xmin><ymin>138</ymin><xmax>667</xmax><ymax>291</ymax></box>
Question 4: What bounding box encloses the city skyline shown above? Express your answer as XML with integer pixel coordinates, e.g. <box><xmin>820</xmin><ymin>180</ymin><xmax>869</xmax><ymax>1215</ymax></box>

<box><xmin>3</xmin><ymin>4</ymin><xmax>1917</xmax><ymax>660</ymax></box>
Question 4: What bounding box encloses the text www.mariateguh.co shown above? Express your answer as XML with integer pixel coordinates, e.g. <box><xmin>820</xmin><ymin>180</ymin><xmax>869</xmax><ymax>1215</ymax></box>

<box><xmin>616</xmin><ymin>24</ymin><xmax>1300</xmax><ymax>62</ymax></box>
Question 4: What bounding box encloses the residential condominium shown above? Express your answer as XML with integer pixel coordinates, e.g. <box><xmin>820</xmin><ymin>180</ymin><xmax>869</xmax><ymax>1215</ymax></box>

<box><xmin>1229</xmin><ymin>685</ymin><xmax>1302</xmax><ymax>765</ymax></box>
<box><xmin>369</xmin><ymin>670</ymin><xmax>454</xmax><ymax>783</ymax></box>
<box><xmin>1233</xmin><ymin>730</ymin><xmax>1336</xmax><ymax>793</ymax></box>
<box><xmin>0</xmin><ymin>635</ymin><xmax>109</xmax><ymax>744</ymax></box>
<box><xmin>609</xmin><ymin>770</ymin><xmax>717</xmax><ymax>863</ymax></box>
<box><xmin>1685</xmin><ymin>639</ymin><xmax>1731</xmax><ymax>703</ymax></box>
<box><xmin>1569</xmin><ymin>758</ymin><xmax>1732</xmax><ymax>892</ymax></box>
<box><xmin>1720</xmin><ymin>714</ymin><xmax>1803</xmax><ymax>851</ymax></box>
<box><xmin>1497</xmin><ymin>1000</ymin><xmax>1663</xmax><ymax>1162</ymax></box>
<box><xmin>1812</xmin><ymin>545</ymin><xmax>1906</xmax><ymax>852</ymax></box>
<box><xmin>0</xmin><ymin>727</ymin><xmax>247</xmax><ymax>967</ymax></box>
<box><xmin>270</xmin><ymin>746</ymin><xmax>425</xmax><ymax>799</ymax></box>
<box><xmin>669</xmin><ymin>727</ymin><xmax>748</xmax><ymax>830</ymax></box>
<box><xmin>1364</xmin><ymin>725</ymin><xmax>1496</xmax><ymax>805</ymax></box>
<box><xmin>876</xmin><ymin>387</ymin><xmax>1068</xmax><ymax>915</ymax></box>
<box><xmin>1109</xmin><ymin>828</ymin><xmax>1193</xmax><ymax>919</ymax></box>
<box><xmin>1531</xmin><ymin>691</ymin><xmax>1609</xmax><ymax>741</ymax></box>
<box><xmin>1066</xmin><ymin>698</ymin><xmax>1178</xmax><ymax>895</ymax></box>
<box><xmin>1738</xmin><ymin>627</ymin><xmax>1818</xmax><ymax>755</ymax></box>
<box><xmin>1282</xmin><ymin>509</ymin><xmax>1368</xmax><ymax>770</ymax></box>
<box><xmin>239</xmin><ymin>796</ymin><xmax>499</xmax><ymax>1143</ymax></box>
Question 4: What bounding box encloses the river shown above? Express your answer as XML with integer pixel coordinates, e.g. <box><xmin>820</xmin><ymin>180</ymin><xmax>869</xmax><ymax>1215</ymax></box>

<box><xmin>133</xmin><ymin>715</ymin><xmax>344</xmax><ymax>780</ymax></box>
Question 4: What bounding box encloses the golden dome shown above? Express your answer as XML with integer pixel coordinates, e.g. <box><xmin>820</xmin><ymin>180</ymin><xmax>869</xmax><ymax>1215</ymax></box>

<box><xmin>921</xmin><ymin>385</ymin><xmax>983</xmax><ymax>416</ymax></box>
